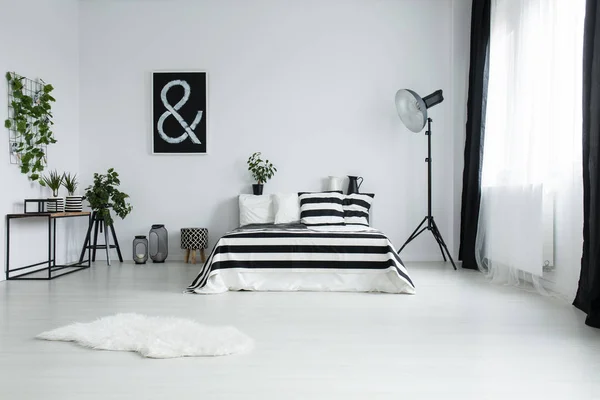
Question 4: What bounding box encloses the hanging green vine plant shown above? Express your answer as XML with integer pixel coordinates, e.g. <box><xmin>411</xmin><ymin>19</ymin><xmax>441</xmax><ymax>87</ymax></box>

<box><xmin>4</xmin><ymin>72</ymin><xmax>56</xmax><ymax>183</ymax></box>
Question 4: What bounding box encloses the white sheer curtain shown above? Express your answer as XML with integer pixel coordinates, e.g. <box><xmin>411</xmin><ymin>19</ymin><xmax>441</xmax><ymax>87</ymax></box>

<box><xmin>476</xmin><ymin>0</ymin><xmax>585</xmax><ymax>290</ymax></box>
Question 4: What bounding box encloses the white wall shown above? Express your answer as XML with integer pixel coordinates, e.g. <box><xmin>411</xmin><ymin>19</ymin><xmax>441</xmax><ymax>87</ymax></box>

<box><xmin>0</xmin><ymin>0</ymin><xmax>80</xmax><ymax>281</ymax></box>
<box><xmin>78</xmin><ymin>0</ymin><xmax>467</xmax><ymax>262</ymax></box>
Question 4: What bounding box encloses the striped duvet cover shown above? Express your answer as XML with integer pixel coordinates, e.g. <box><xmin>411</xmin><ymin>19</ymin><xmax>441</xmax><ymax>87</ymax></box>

<box><xmin>186</xmin><ymin>224</ymin><xmax>415</xmax><ymax>294</ymax></box>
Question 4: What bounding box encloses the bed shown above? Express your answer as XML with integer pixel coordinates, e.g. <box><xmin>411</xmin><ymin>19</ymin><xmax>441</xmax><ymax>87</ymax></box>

<box><xmin>186</xmin><ymin>223</ymin><xmax>415</xmax><ymax>294</ymax></box>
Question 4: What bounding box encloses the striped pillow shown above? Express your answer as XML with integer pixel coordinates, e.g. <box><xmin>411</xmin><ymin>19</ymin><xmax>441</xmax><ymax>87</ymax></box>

<box><xmin>343</xmin><ymin>193</ymin><xmax>374</xmax><ymax>226</ymax></box>
<box><xmin>298</xmin><ymin>191</ymin><xmax>345</xmax><ymax>226</ymax></box>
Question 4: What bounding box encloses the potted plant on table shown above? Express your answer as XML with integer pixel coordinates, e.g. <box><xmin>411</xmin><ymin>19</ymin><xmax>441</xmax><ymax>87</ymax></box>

<box><xmin>84</xmin><ymin>168</ymin><xmax>133</xmax><ymax>226</ymax></box>
<box><xmin>41</xmin><ymin>169</ymin><xmax>64</xmax><ymax>212</ymax></box>
<box><xmin>62</xmin><ymin>172</ymin><xmax>83</xmax><ymax>212</ymax></box>
<box><xmin>247</xmin><ymin>152</ymin><xmax>277</xmax><ymax>195</ymax></box>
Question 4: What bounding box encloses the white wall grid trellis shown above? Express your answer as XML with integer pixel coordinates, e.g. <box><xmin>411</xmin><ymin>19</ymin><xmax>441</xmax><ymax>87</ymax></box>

<box><xmin>6</xmin><ymin>72</ymin><xmax>48</xmax><ymax>166</ymax></box>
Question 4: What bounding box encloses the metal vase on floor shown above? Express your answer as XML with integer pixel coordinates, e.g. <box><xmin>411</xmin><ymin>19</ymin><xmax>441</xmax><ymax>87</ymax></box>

<box><xmin>133</xmin><ymin>236</ymin><xmax>148</xmax><ymax>264</ymax></box>
<box><xmin>149</xmin><ymin>225</ymin><xmax>168</xmax><ymax>263</ymax></box>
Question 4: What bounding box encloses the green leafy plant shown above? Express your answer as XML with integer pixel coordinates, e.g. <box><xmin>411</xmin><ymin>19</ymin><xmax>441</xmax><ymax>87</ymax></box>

<box><xmin>62</xmin><ymin>172</ymin><xmax>78</xmax><ymax>196</ymax></box>
<box><xmin>84</xmin><ymin>168</ymin><xmax>132</xmax><ymax>226</ymax></box>
<box><xmin>41</xmin><ymin>170</ymin><xmax>63</xmax><ymax>197</ymax></box>
<box><xmin>4</xmin><ymin>72</ymin><xmax>56</xmax><ymax>183</ymax></box>
<box><xmin>247</xmin><ymin>152</ymin><xmax>277</xmax><ymax>184</ymax></box>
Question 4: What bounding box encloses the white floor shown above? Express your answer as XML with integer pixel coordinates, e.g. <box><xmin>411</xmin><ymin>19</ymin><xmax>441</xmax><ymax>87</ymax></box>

<box><xmin>0</xmin><ymin>262</ymin><xmax>599</xmax><ymax>400</ymax></box>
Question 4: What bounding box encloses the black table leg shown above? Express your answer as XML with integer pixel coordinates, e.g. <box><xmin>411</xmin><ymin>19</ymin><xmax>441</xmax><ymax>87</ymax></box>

<box><xmin>6</xmin><ymin>217</ymin><xmax>10</xmax><ymax>280</ymax></box>
<box><xmin>48</xmin><ymin>215</ymin><xmax>52</xmax><ymax>280</ymax></box>
<box><xmin>53</xmin><ymin>217</ymin><xmax>57</xmax><ymax>270</ymax></box>
<box><xmin>6</xmin><ymin>213</ymin><xmax>92</xmax><ymax>280</ymax></box>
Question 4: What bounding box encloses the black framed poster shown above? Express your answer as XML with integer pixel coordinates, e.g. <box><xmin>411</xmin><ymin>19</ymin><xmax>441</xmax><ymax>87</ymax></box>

<box><xmin>152</xmin><ymin>71</ymin><xmax>207</xmax><ymax>154</ymax></box>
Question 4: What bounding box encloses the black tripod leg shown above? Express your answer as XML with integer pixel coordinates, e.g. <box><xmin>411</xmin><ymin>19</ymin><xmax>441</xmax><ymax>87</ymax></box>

<box><xmin>430</xmin><ymin>219</ymin><xmax>457</xmax><ymax>270</ymax></box>
<box><xmin>398</xmin><ymin>217</ymin><xmax>427</xmax><ymax>254</ymax></box>
<box><xmin>401</xmin><ymin>225</ymin><xmax>429</xmax><ymax>251</ymax></box>
<box><xmin>109</xmin><ymin>223</ymin><xmax>123</xmax><ymax>262</ymax></box>
<box><xmin>399</xmin><ymin>218</ymin><xmax>427</xmax><ymax>253</ymax></box>
<box><xmin>431</xmin><ymin>227</ymin><xmax>447</xmax><ymax>262</ymax></box>
<box><xmin>79</xmin><ymin>216</ymin><xmax>94</xmax><ymax>263</ymax></box>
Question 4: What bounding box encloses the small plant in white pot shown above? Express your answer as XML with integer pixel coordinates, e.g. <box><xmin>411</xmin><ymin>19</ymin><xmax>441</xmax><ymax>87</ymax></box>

<box><xmin>247</xmin><ymin>152</ymin><xmax>277</xmax><ymax>195</ymax></box>
<box><xmin>63</xmin><ymin>172</ymin><xmax>83</xmax><ymax>212</ymax></box>
<box><xmin>41</xmin><ymin>170</ymin><xmax>64</xmax><ymax>212</ymax></box>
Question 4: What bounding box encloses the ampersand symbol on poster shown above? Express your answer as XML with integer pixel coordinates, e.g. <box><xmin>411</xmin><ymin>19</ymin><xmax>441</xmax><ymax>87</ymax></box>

<box><xmin>157</xmin><ymin>79</ymin><xmax>203</xmax><ymax>144</ymax></box>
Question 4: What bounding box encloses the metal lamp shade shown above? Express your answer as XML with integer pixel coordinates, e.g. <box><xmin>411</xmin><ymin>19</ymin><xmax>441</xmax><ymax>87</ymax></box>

<box><xmin>395</xmin><ymin>89</ymin><xmax>444</xmax><ymax>133</ymax></box>
<box><xmin>395</xmin><ymin>89</ymin><xmax>427</xmax><ymax>132</ymax></box>
<box><xmin>149</xmin><ymin>224</ymin><xmax>168</xmax><ymax>263</ymax></box>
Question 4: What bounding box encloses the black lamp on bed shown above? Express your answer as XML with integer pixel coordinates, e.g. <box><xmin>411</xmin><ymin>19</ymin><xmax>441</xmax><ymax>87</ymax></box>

<box><xmin>394</xmin><ymin>89</ymin><xmax>456</xmax><ymax>270</ymax></box>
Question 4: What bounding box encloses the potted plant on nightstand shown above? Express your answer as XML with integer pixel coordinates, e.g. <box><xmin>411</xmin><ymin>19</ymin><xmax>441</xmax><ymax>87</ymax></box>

<box><xmin>247</xmin><ymin>152</ymin><xmax>277</xmax><ymax>195</ymax></box>
<box><xmin>63</xmin><ymin>172</ymin><xmax>83</xmax><ymax>212</ymax></box>
<box><xmin>41</xmin><ymin>169</ymin><xmax>64</xmax><ymax>212</ymax></box>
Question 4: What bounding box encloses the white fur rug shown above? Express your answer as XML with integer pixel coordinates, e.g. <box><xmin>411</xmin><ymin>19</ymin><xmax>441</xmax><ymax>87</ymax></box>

<box><xmin>36</xmin><ymin>313</ymin><xmax>254</xmax><ymax>358</ymax></box>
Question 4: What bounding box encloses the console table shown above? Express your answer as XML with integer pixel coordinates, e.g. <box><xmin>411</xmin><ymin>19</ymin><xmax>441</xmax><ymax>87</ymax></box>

<box><xmin>5</xmin><ymin>212</ymin><xmax>92</xmax><ymax>280</ymax></box>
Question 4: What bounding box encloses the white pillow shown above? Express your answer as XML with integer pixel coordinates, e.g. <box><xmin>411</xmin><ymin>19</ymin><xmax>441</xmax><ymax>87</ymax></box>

<box><xmin>273</xmin><ymin>193</ymin><xmax>301</xmax><ymax>224</ymax></box>
<box><xmin>239</xmin><ymin>194</ymin><xmax>274</xmax><ymax>226</ymax></box>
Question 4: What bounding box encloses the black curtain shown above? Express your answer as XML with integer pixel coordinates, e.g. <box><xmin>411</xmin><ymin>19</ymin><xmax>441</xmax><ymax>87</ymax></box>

<box><xmin>459</xmin><ymin>0</ymin><xmax>491</xmax><ymax>270</ymax></box>
<box><xmin>574</xmin><ymin>0</ymin><xmax>600</xmax><ymax>329</ymax></box>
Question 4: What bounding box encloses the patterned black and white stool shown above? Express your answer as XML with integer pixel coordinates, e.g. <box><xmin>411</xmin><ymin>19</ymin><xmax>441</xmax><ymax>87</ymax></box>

<box><xmin>180</xmin><ymin>228</ymin><xmax>208</xmax><ymax>264</ymax></box>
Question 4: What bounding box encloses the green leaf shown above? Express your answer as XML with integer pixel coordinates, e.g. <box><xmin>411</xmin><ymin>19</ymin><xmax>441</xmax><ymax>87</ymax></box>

<box><xmin>21</xmin><ymin>153</ymin><xmax>32</xmax><ymax>164</ymax></box>
<box><xmin>4</xmin><ymin>119</ymin><xmax>11</xmax><ymax>129</ymax></box>
<box><xmin>33</xmin><ymin>159</ymin><xmax>43</xmax><ymax>171</ymax></box>
<box><xmin>16</xmin><ymin>121</ymin><xmax>26</xmax><ymax>133</ymax></box>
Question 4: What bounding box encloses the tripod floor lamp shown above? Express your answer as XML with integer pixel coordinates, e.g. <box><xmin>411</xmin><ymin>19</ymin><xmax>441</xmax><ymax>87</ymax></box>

<box><xmin>395</xmin><ymin>89</ymin><xmax>457</xmax><ymax>270</ymax></box>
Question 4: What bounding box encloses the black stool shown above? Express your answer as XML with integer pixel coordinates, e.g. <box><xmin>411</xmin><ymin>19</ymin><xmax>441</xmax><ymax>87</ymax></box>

<box><xmin>181</xmin><ymin>228</ymin><xmax>208</xmax><ymax>264</ymax></box>
<box><xmin>79</xmin><ymin>212</ymin><xmax>123</xmax><ymax>265</ymax></box>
